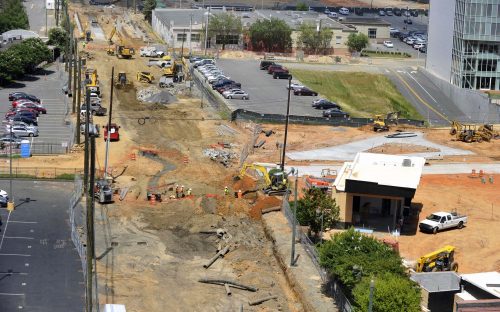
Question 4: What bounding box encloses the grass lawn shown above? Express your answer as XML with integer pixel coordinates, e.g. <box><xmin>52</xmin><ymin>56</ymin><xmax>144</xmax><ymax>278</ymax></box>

<box><xmin>289</xmin><ymin>70</ymin><xmax>422</xmax><ymax>119</ymax></box>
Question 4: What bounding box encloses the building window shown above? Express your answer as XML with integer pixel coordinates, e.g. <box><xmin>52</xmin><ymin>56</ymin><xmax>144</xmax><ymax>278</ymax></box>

<box><xmin>336</xmin><ymin>36</ymin><xmax>342</xmax><ymax>44</ymax></box>
<box><xmin>215</xmin><ymin>34</ymin><xmax>239</xmax><ymax>45</ymax></box>
<box><xmin>177</xmin><ymin>33</ymin><xmax>187</xmax><ymax>42</ymax></box>
<box><xmin>368</xmin><ymin>28</ymin><xmax>377</xmax><ymax>39</ymax></box>
<box><xmin>191</xmin><ymin>33</ymin><xmax>201</xmax><ymax>42</ymax></box>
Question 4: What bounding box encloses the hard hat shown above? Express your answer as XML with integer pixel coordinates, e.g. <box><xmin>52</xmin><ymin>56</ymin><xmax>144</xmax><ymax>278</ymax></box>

<box><xmin>188</xmin><ymin>188</ymin><xmax>192</xmax><ymax>191</ymax></box>
<box><xmin>176</xmin><ymin>184</ymin><xmax>179</xmax><ymax>187</ymax></box>
<box><xmin>181</xmin><ymin>185</ymin><xmax>184</xmax><ymax>187</ymax></box>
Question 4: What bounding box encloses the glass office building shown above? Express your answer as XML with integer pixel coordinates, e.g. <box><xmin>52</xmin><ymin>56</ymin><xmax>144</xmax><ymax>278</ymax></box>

<box><xmin>451</xmin><ymin>0</ymin><xmax>500</xmax><ymax>90</ymax></box>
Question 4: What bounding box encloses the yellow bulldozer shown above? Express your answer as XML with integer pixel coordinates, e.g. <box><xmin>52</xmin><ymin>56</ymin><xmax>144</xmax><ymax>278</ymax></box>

<box><xmin>416</xmin><ymin>245</ymin><xmax>459</xmax><ymax>273</ymax></box>
<box><xmin>106</xmin><ymin>26</ymin><xmax>135</xmax><ymax>59</ymax></box>
<box><xmin>450</xmin><ymin>120</ymin><xmax>498</xmax><ymax>143</ymax></box>
<box><xmin>234</xmin><ymin>163</ymin><xmax>291</xmax><ymax>196</ymax></box>
<box><xmin>136</xmin><ymin>71</ymin><xmax>154</xmax><ymax>83</ymax></box>
<box><xmin>115</xmin><ymin>71</ymin><xmax>132</xmax><ymax>89</ymax></box>
<box><xmin>373</xmin><ymin>111</ymin><xmax>400</xmax><ymax>132</ymax></box>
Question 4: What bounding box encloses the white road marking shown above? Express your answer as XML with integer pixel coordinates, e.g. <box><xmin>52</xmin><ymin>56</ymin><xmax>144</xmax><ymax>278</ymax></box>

<box><xmin>0</xmin><ymin>272</ymin><xmax>28</xmax><ymax>275</ymax></box>
<box><xmin>406</xmin><ymin>72</ymin><xmax>438</xmax><ymax>103</ymax></box>
<box><xmin>8</xmin><ymin>221</ymin><xmax>37</xmax><ymax>224</ymax></box>
<box><xmin>385</xmin><ymin>69</ymin><xmax>390</xmax><ymax>73</ymax></box>
<box><xmin>4</xmin><ymin>237</ymin><xmax>34</xmax><ymax>240</ymax></box>
<box><xmin>397</xmin><ymin>70</ymin><xmax>405</xmax><ymax>73</ymax></box>
<box><xmin>0</xmin><ymin>211</ymin><xmax>12</xmax><ymax>250</ymax></box>
<box><xmin>410</xmin><ymin>71</ymin><xmax>417</xmax><ymax>74</ymax></box>
<box><xmin>0</xmin><ymin>293</ymin><xmax>25</xmax><ymax>296</ymax></box>
<box><xmin>0</xmin><ymin>254</ymin><xmax>31</xmax><ymax>257</ymax></box>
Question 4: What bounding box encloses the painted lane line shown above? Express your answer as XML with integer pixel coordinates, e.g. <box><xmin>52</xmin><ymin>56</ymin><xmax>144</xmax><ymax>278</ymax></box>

<box><xmin>406</xmin><ymin>72</ymin><xmax>438</xmax><ymax>103</ymax></box>
<box><xmin>0</xmin><ymin>211</ymin><xmax>12</xmax><ymax>250</ymax></box>
<box><xmin>0</xmin><ymin>272</ymin><xmax>28</xmax><ymax>275</ymax></box>
<box><xmin>0</xmin><ymin>293</ymin><xmax>25</xmax><ymax>296</ymax></box>
<box><xmin>4</xmin><ymin>237</ymin><xmax>35</xmax><ymax>240</ymax></box>
<box><xmin>0</xmin><ymin>253</ymin><xmax>32</xmax><ymax>257</ymax></box>
<box><xmin>8</xmin><ymin>221</ymin><xmax>38</xmax><ymax>224</ymax></box>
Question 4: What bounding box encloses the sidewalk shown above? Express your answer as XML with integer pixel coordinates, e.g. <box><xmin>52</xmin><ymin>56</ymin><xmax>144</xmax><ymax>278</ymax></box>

<box><xmin>262</xmin><ymin>211</ymin><xmax>338</xmax><ymax>312</ymax></box>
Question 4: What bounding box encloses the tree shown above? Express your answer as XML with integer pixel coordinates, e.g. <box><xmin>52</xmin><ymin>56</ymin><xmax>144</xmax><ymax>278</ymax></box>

<box><xmin>0</xmin><ymin>0</ymin><xmax>29</xmax><ymax>33</ymax></box>
<box><xmin>208</xmin><ymin>12</ymin><xmax>242</xmax><ymax>50</ymax></box>
<box><xmin>346</xmin><ymin>33</ymin><xmax>369</xmax><ymax>52</ymax></box>
<box><xmin>142</xmin><ymin>0</ymin><xmax>156</xmax><ymax>23</ymax></box>
<box><xmin>0</xmin><ymin>50</ymin><xmax>24</xmax><ymax>83</ymax></box>
<box><xmin>296</xmin><ymin>2</ymin><xmax>308</xmax><ymax>11</ymax></box>
<box><xmin>248</xmin><ymin>18</ymin><xmax>292</xmax><ymax>52</ymax></box>
<box><xmin>319</xmin><ymin>228</ymin><xmax>404</xmax><ymax>290</ymax></box>
<box><xmin>48</xmin><ymin>27</ymin><xmax>69</xmax><ymax>50</ymax></box>
<box><xmin>296</xmin><ymin>188</ymin><xmax>339</xmax><ymax>237</ymax></box>
<box><xmin>297</xmin><ymin>23</ymin><xmax>333</xmax><ymax>55</ymax></box>
<box><xmin>352</xmin><ymin>273</ymin><xmax>421</xmax><ymax>312</ymax></box>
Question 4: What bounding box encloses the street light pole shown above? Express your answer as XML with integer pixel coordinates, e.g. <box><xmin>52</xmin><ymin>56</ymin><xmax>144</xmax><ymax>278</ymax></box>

<box><xmin>7</xmin><ymin>124</ymin><xmax>14</xmax><ymax>211</ymax></box>
<box><xmin>189</xmin><ymin>13</ymin><xmax>193</xmax><ymax>56</ymax></box>
<box><xmin>281</xmin><ymin>76</ymin><xmax>292</xmax><ymax>171</ymax></box>
<box><xmin>204</xmin><ymin>7</ymin><xmax>211</xmax><ymax>55</ymax></box>
<box><xmin>290</xmin><ymin>169</ymin><xmax>298</xmax><ymax>266</ymax></box>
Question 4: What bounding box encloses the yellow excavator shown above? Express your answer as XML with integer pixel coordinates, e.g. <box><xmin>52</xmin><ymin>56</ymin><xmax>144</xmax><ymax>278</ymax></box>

<box><xmin>106</xmin><ymin>26</ymin><xmax>135</xmax><ymax>59</ymax></box>
<box><xmin>115</xmin><ymin>71</ymin><xmax>132</xmax><ymax>89</ymax></box>
<box><xmin>373</xmin><ymin>111</ymin><xmax>400</xmax><ymax>132</ymax></box>
<box><xmin>235</xmin><ymin>163</ymin><xmax>291</xmax><ymax>196</ymax></box>
<box><xmin>85</xmin><ymin>68</ymin><xmax>100</xmax><ymax>95</ymax></box>
<box><xmin>415</xmin><ymin>245</ymin><xmax>459</xmax><ymax>273</ymax></box>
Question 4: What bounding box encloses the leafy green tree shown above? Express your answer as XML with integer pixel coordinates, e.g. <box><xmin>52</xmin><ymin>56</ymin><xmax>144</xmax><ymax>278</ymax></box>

<box><xmin>11</xmin><ymin>38</ymin><xmax>52</xmax><ymax>72</ymax></box>
<box><xmin>207</xmin><ymin>12</ymin><xmax>242</xmax><ymax>50</ymax></box>
<box><xmin>319</xmin><ymin>228</ymin><xmax>404</xmax><ymax>290</ymax></box>
<box><xmin>296</xmin><ymin>2</ymin><xmax>308</xmax><ymax>11</ymax></box>
<box><xmin>0</xmin><ymin>0</ymin><xmax>29</xmax><ymax>33</ymax></box>
<box><xmin>346</xmin><ymin>33</ymin><xmax>369</xmax><ymax>52</ymax></box>
<box><xmin>142</xmin><ymin>0</ymin><xmax>156</xmax><ymax>22</ymax></box>
<box><xmin>352</xmin><ymin>273</ymin><xmax>421</xmax><ymax>312</ymax></box>
<box><xmin>248</xmin><ymin>18</ymin><xmax>292</xmax><ymax>52</ymax></box>
<box><xmin>0</xmin><ymin>50</ymin><xmax>24</xmax><ymax>83</ymax></box>
<box><xmin>48</xmin><ymin>27</ymin><xmax>69</xmax><ymax>50</ymax></box>
<box><xmin>297</xmin><ymin>23</ymin><xmax>333</xmax><ymax>55</ymax></box>
<box><xmin>295</xmin><ymin>188</ymin><xmax>339</xmax><ymax>237</ymax></box>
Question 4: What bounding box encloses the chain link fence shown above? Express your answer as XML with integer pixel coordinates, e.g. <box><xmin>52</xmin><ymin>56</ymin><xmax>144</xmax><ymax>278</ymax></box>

<box><xmin>282</xmin><ymin>193</ymin><xmax>353</xmax><ymax>312</ymax></box>
<box><xmin>69</xmin><ymin>176</ymin><xmax>86</xmax><ymax>277</ymax></box>
<box><xmin>0</xmin><ymin>166</ymin><xmax>83</xmax><ymax>179</ymax></box>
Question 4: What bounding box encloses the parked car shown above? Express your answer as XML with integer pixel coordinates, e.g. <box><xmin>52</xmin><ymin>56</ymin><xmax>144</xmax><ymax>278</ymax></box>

<box><xmin>0</xmin><ymin>136</ymin><xmax>23</xmax><ymax>147</ymax></box>
<box><xmin>222</xmin><ymin>88</ymin><xmax>243</xmax><ymax>96</ymax></box>
<box><xmin>212</xmin><ymin>79</ymin><xmax>241</xmax><ymax>90</ymax></box>
<box><xmin>405</xmin><ymin>38</ymin><xmax>416</xmax><ymax>45</ymax></box>
<box><xmin>5</xmin><ymin>108</ymin><xmax>38</xmax><ymax>119</ymax></box>
<box><xmin>419</xmin><ymin>46</ymin><xmax>427</xmax><ymax>53</ymax></box>
<box><xmin>323</xmin><ymin>108</ymin><xmax>349</xmax><ymax>118</ymax></box>
<box><xmin>419</xmin><ymin>211</ymin><xmax>468</xmax><ymax>234</ymax></box>
<box><xmin>385</xmin><ymin>8</ymin><xmax>393</xmax><ymax>16</ymax></box>
<box><xmin>403</xmin><ymin>10</ymin><xmax>411</xmax><ymax>17</ymax></box>
<box><xmin>339</xmin><ymin>7</ymin><xmax>349</xmax><ymax>15</ymax></box>
<box><xmin>9</xmin><ymin>93</ymin><xmax>40</xmax><ymax>103</ymax></box>
<box><xmin>312</xmin><ymin>99</ymin><xmax>341</xmax><ymax>109</ymax></box>
<box><xmin>267</xmin><ymin>64</ymin><xmax>285</xmax><ymax>74</ymax></box>
<box><xmin>216</xmin><ymin>83</ymin><xmax>241</xmax><ymax>94</ymax></box>
<box><xmin>271</xmin><ymin>68</ymin><xmax>289</xmax><ymax>77</ymax></box>
<box><xmin>12</xmin><ymin>99</ymin><xmax>36</xmax><ymax>108</ymax></box>
<box><xmin>273</xmin><ymin>71</ymin><xmax>291</xmax><ymax>79</ymax></box>
<box><xmin>0</xmin><ymin>195</ymin><xmax>7</xmax><ymax>207</ymax></box>
<box><xmin>413</xmin><ymin>43</ymin><xmax>426</xmax><ymax>50</ymax></box>
<box><xmin>411</xmin><ymin>10</ymin><xmax>418</xmax><ymax>17</ymax></box>
<box><xmin>287</xmin><ymin>83</ymin><xmax>304</xmax><ymax>91</ymax></box>
<box><xmin>224</xmin><ymin>90</ymin><xmax>249</xmax><ymax>100</ymax></box>
<box><xmin>17</xmin><ymin>102</ymin><xmax>46</xmax><ymax>114</ymax></box>
<box><xmin>139</xmin><ymin>47</ymin><xmax>165</xmax><ymax>57</ymax></box>
<box><xmin>8</xmin><ymin>125</ymin><xmax>38</xmax><ymax>137</ymax></box>
<box><xmin>354</xmin><ymin>8</ymin><xmax>363</xmax><ymax>16</ymax></box>
<box><xmin>9</xmin><ymin>116</ymin><xmax>37</xmax><ymax>126</ymax></box>
<box><xmin>260</xmin><ymin>60</ymin><xmax>275</xmax><ymax>70</ymax></box>
<box><xmin>327</xmin><ymin>12</ymin><xmax>338</xmax><ymax>18</ymax></box>
<box><xmin>394</xmin><ymin>8</ymin><xmax>402</xmax><ymax>16</ymax></box>
<box><xmin>194</xmin><ymin>59</ymin><xmax>215</xmax><ymax>68</ymax></box>
<box><xmin>189</xmin><ymin>56</ymin><xmax>202</xmax><ymax>63</ymax></box>
<box><xmin>81</xmin><ymin>103</ymin><xmax>107</xmax><ymax>116</ymax></box>
<box><xmin>294</xmin><ymin>87</ymin><xmax>318</xmax><ymax>96</ymax></box>
<box><xmin>378</xmin><ymin>10</ymin><xmax>386</xmax><ymax>16</ymax></box>
<box><xmin>383</xmin><ymin>41</ymin><xmax>394</xmax><ymax>48</ymax></box>
<box><xmin>404</xmin><ymin>18</ymin><xmax>413</xmax><ymax>24</ymax></box>
<box><xmin>10</xmin><ymin>111</ymin><xmax>37</xmax><ymax>120</ymax></box>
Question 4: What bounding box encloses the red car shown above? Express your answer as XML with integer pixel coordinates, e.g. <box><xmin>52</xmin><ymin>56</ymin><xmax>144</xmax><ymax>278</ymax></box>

<box><xmin>12</xmin><ymin>99</ymin><xmax>37</xmax><ymax>108</ymax></box>
<box><xmin>267</xmin><ymin>64</ymin><xmax>286</xmax><ymax>74</ymax></box>
<box><xmin>103</xmin><ymin>123</ymin><xmax>120</xmax><ymax>141</ymax></box>
<box><xmin>17</xmin><ymin>102</ymin><xmax>47</xmax><ymax>114</ymax></box>
<box><xmin>5</xmin><ymin>107</ymin><xmax>39</xmax><ymax>118</ymax></box>
<box><xmin>216</xmin><ymin>84</ymin><xmax>241</xmax><ymax>94</ymax></box>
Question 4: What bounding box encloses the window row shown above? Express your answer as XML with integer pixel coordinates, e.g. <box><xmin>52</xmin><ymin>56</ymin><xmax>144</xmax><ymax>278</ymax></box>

<box><xmin>466</xmin><ymin>3</ymin><xmax>500</xmax><ymax>17</ymax></box>
<box><xmin>176</xmin><ymin>33</ymin><xmax>201</xmax><ymax>42</ymax></box>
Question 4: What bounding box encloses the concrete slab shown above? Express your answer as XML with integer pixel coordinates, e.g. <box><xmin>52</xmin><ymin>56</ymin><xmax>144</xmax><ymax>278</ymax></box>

<box><xmin>287</xmin><ymin>132</ymin><xmax>473</xmax><ymax>161</ymax></box>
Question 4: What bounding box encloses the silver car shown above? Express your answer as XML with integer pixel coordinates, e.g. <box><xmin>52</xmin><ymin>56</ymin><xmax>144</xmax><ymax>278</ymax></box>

<box><xmin>8</xmin><ymin>125</ymin><xmax>39</xmax><ymax>137</ymax></box>
<box><xmin>224</xmin><ymin>90</ymin><xmax>249</xmax><ymax>100</ymax></box>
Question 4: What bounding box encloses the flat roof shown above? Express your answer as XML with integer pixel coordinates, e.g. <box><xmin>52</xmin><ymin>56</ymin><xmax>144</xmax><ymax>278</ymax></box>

<box><xmin>341</xmin><ymin>17</ymin><xmax>391</xmax><ymax>26</ymax></box>
<box><xmin>333</xmin><ymin>152</ymin><xmax>425</xmax><ymax>191</ymax></box>
<box><xmin>153</xmin><ymin>9</ymin><xmax>207</xmax><ymax>28</ymax></box>
<box><xmin>411</xmin><ymin>272</ymin><xmax>461</xmax><ymax>293</ymax></box>
<box><xmin>255</xmin><ymin>10</ymin><xmax>353</xmax><ymax>31</ymax></box>
<box><xmin>462</xmin><ymin>272</ymin><xmax>500</xmax><ymax>299</ymax></box>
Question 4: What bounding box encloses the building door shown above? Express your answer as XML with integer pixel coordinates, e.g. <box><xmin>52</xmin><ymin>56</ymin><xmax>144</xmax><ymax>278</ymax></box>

<box><xmin>382</xmin><ymin>198</ymin><xmax>391</xmax><ymax>217</ymax></box>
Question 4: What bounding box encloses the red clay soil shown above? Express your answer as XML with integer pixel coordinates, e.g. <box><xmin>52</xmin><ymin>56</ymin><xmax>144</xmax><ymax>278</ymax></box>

<box><xmin>232</xmin><ymin>175</ymin><xmax>257</xmax><ymax>192</ymax></box>
<box><xmin>249</xmin><ymin>196</ymin><xmax>282</xmax><ymax>220</ymax></box>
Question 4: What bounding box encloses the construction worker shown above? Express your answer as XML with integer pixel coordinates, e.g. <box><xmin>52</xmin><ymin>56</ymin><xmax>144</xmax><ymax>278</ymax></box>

<box><xmin>187</xmin><ymin>188</ymin><xmax>192</xmax><ymax>196</ymax></box>
<box><xmin>82</xmin><ymin>42</ymin><xmax>86</xmax><ymax>49</ymax></box>
<box><xmin>224</xmin><ymin>186</ymin><xmax>229</xmax><ymax>196</ymax></box>
<box><xmin>237</xmin><ymin>190</ymin><xmax>242</xmax><ymax>198</ymax></box>
<box><xmin>175</xmin><ymin>184</ymin><xmax>180</xmax><ymax>198</ymax></box>
<box><xmin>180</xmin><ymin>185</ymin><xmax>185</xmax><ymax>197</ymax></box>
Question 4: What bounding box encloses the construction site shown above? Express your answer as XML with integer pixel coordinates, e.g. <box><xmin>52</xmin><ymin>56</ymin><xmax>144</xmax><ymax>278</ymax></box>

<box><xmin>17</xmin><ymin>1</ymin><xmax>497</xmax><ymax>311</ymax></box>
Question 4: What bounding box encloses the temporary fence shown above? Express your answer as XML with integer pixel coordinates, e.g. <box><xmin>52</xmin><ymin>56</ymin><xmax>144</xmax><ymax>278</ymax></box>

<box><xmin>69</xmin><ymin>176</ymin><xmax>86</xmax><ymax>277</ymax></box>
<box><xmin>282</xmin><ymin>194</ymin><xmax>353</xmax><ymax>312</ymax></box>
<box><xmin>0</xmin><ymin>166</ymin><xmax>84</xmax><ymax>179</ymax></box>
<box><xmin>232</xmin><ymin>109</ymin><xmax>425</xmax><ymax>128</ymax></box>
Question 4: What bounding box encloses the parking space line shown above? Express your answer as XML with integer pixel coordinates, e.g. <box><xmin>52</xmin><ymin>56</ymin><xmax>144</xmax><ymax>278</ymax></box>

<box><xmin>0</xmin><ymin>253</ymin><xmax>31</xmax><ymax>257</ymax></box>
<box><xmin>0</xmin><ymin>293</ymin><xmax>25</xmax><ymax>296</ymax></box>
<box><xmin>0</xmin><ymin>210</ymin><xmax>12</xmax><ymax>250</ymax></box>
<box><xmin>4</xmin><ymin>236</ymin><xmax>35</xmax><ymax>240</ymax></box>
<box><xmin>8</xmin><ymin>221</ymin><xmax>38</xmax><ymax>224</ymax></box>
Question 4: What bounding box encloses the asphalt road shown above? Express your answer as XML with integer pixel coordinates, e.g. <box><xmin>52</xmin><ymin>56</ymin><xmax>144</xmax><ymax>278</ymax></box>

<box><xmin>24</xmin><ymin>0</ymin><xmax>56</xmax><ymax>37</ymax></box>
<box><xmin>0</xmin><ymin>180</ymin><xmax>84</xmax><ymax>311</ymax></box>
<box><xmin>214</xmin><ymin>59</ymin><xmax>328</xmax><ymax>117</ymax></box>
<box><xmin>0</xmin><ymin>63</ymin><xmax>74</xmax><ymax>151</ymax></box>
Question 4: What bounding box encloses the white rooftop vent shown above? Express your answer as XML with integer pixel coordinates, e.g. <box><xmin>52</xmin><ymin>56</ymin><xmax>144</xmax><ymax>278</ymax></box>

<box><xmin>402</xmin><ymin>159</ymin><xmax>412</xmax><ymax>167</ymax></box>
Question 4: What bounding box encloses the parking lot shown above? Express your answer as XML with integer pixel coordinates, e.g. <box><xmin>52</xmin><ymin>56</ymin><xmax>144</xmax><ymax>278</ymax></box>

<box><xmin>213</xmin><ymin>59</ymin><xmax>326</xmax><ymax>117</ymax></box>
<box><xmin>0</xmin><ymin>180</ymin><xmax>84</xmax><ymax>311</ymax></box>
<box><xmin>0</xmin><ymin>63</ymin><xmax>74</xmax><ymax>153</ymax></box>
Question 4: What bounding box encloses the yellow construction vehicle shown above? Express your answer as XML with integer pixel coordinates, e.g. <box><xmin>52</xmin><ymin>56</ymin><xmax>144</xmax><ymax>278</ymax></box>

<box><xmin>416</xmin><ymin>245</ymin><xmax>458</xmax><ymax>273</ymax></box>
<box><xmin>235</xmin><ymin>163</ymin><xmax>291</xmax><ymax>196</ymax></box>
<box><xmin>449</xmin><ymin>120</ymin><xmax>496</xmax><ymax>143</ymax></box>
<box><xmin>136</xmin><ymin>71</ymin><xmax>154</xmax><ymax>83</ymax></box>
<box><xmin>106</xmin><ymin>26</ymin><xmax>135</xmax><ymax>59</ymax></box>
<box><xmin>161</xmin><ymin>55</ymin><xmax>175</xmax><ymax>77</ymax></box>
<box><xmin>85</xmin><ymin>68</ymin><xmax>100</xmax><ymax>95</ymax></box>
<box><xmin>115</xmin><ymin>71</ymin><xmax>132</xmax><ymax>89</ymax></box>
<box><xmin>373</xmin><ymin>111</ymin><xmax>400</xmax><ymax>132</ymax></box>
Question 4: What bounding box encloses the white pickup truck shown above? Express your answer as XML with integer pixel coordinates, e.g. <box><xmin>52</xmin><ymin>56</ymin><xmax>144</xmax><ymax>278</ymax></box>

<box><xmin>419</xmin><ymin>211</ymin><xmax>468</xmax><ymax>234</ymax></box>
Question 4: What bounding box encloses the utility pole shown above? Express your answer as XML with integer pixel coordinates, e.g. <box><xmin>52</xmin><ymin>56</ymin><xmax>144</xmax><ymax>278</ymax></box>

<box><xmin>368</xmin><ymin>279</ymin><xmax>375</xmax><ymax>312</ymax></box>
<box><xmin>86</xmin><ymin>132</ymin><xmax>96</xmax><ymax>312</ymax></box>
<box><xmin>204</xmin><ymin>7</ymin><xmax>210</xmax><ymax>55</ymax></box>
<box><xmin>83</xmin><ymin>88</ymin><xmax>90</xmax><ymax>193</ymax></box>
<box><xmin>72</xmin><ymin>40</ymin><xmax>78</xmax><ymax>113</ymax></box>
<box><xmin>68</xmin><ymin>31</ymin><xmax>73</xmax><ymax>93</ymax></box>
<box><xmin>76</xmin><ymin>57</ymin><xmax>82</xmax><ymax>145</ymax></box>
<box><xmin>290</xmin><ymin>169</ymin><xmax>298</xmax><ymax>266</ymax></box>
<box><xmin>104</xmin><ymin>67</ymin><xmax>114</xmax><ymax>179</ymax></box>
<box><xmin>7</xmin><ymin>124</ymin><xmax>14</xmax><ymax>211</ymax></box>
<box><xmin>189</xmin><ymin>13</ymin><xmax>193</xmax><ymax>56</ymax></box>
<box><xmin>45</xmin><ymin>2</ymin><xmax>48</xmax><ymax>37</ymax></box>
<box><xmin>281</xmin><ymin>76</ymin><xmax>292</xmax><ymax>171</ymax></box>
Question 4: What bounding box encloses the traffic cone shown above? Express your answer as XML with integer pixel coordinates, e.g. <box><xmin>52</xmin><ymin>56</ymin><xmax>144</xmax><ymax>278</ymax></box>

<box><xmin>150</xmin><ymin>194</ymin><xmax>156</xmax><ymax>205</ymax></box>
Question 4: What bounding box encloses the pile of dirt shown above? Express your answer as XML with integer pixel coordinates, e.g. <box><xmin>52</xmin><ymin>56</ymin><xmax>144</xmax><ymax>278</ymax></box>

<box><xmin>249</xmin><ymin>196</ymin><xmax>282</xmax><ymax>220</ymax></box>
<box><xmin>232</xmin><ymin>175</ymin><xmax>257</xmax><ymax>192</ymax></box>
<box><xmin>365</xmin><ymin>143</ymin><xmax>440</xmax><ymax>154</ymax></box>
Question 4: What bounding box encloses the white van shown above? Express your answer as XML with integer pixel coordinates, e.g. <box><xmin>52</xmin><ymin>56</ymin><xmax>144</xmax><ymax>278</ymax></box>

<box><xmin>339</xmin><ymin>7</ymin><xmax>349</xmax><ymax>15</ymax></box>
